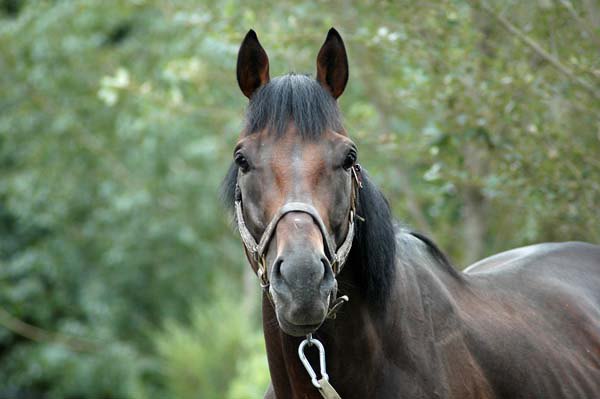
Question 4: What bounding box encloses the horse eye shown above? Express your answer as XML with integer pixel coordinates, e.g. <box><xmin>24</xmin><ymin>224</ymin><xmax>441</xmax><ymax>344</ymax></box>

<box><xmin>342</xmin><ymin>150</ymin><xmax>357</xmax><ymax>170</ymax></box>
<box><xmin>234</xmin><ymin>152</ymin><xmax>250</xmax><ymax>173</ymax></box>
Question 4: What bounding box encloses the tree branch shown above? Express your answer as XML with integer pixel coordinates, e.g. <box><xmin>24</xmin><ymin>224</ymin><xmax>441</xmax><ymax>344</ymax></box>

<box><xmin>0</xmin><ymin>308</ymin><xmax>100</xmax><ymax>352</ymax></box>
<box><xmin>474</xmin><ymin>0</ymin><xmax>600</xmax><ymax>99</ymax></box>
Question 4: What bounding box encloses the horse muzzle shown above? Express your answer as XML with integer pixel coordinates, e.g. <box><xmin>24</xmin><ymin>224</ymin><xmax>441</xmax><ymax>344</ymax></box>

<box><xmin>268</xmin><ymin>212</ymin><xmax>336</xmax><ymax>336</ymax></box>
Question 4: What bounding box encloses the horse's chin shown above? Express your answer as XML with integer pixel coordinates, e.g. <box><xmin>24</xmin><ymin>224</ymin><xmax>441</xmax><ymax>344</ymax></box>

<box><xmin>276</xmin><ymin>314</ymin><xmax>324</xmax><ymax>337</ymax></box>
<box><xmin>270</xmin><ymin>288</ymin><xmax>331</xmax><ymax>336</ymax></box>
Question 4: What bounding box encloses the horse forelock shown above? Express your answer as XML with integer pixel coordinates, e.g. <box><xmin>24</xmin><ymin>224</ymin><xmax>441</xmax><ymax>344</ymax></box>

<box><xmin>244</xmin><ymin>73</ymin><xmax>344</xmax><ymax>139</ymax></box>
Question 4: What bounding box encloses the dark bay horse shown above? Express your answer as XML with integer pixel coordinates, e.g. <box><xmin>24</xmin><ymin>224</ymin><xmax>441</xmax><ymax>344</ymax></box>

<box><xmin>223</xmin><ymin>28</ymin><xmax>600</xmax><ymax>399</ymax></box>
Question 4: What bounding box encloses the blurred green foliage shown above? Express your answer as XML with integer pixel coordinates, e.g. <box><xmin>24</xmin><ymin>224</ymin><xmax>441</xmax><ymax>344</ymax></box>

<box><xmin>154</xmin><ymin>297</ymin><xmax>269</xmax><ymax>399</ymax></box>
<box><xmin>0</xmin><ymin>0</ymin><xmax>598</xmax><ymax>397</ymax></box>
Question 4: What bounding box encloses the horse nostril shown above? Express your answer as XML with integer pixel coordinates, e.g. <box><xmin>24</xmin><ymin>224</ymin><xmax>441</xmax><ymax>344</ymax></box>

<box><xmin>321</xmin><ymin>257</ymin><xmax>333</xmax><ymax>279</ymax></box>
<box><xmin>273</xmin><ymin>257</ymin><xmax>284</xmax><ymax>279</ymax></box>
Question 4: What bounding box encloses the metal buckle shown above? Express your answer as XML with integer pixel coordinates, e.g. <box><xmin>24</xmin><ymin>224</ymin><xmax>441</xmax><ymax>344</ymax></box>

<box><xmin>298</xmin><ymin>334</ymin><xmax>329</xmax><ymax>389</ymax></box>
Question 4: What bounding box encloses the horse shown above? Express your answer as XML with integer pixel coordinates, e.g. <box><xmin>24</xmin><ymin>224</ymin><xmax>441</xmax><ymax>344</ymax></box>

<box><xmin>222</xmin><ymin>28</ymin><xmax>600</xmax><ymax>399</ymax></box>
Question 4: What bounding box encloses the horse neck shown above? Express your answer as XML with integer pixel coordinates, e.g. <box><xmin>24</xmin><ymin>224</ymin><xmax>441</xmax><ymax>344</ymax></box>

<box><xmin>262</xmin><ymin>233</ymin><xmax>465</xmax><ymax>398</ymax></box>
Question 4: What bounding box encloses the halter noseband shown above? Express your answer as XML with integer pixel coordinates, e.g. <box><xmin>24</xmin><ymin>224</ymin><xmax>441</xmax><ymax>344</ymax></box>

<box><xmin>234</xmin><ymin>164</ymin><xmax>362</xmax><ymax>313</ymax></box>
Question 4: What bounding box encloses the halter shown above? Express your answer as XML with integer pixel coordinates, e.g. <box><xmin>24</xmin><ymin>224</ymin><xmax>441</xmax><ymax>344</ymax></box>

<box><xmin>234</xmin><ymin>164</ymin><xmax>363</xmax><ymax>316</ymax></box>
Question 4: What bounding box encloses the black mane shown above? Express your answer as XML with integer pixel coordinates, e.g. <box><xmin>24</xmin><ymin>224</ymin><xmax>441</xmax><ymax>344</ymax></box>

<box><xmin>348</xmin><ymin>170</ymin><xmax>397</xmax><ymax>308</ymax></box>
<box><xmin>245</xmin><ymin>73</ymin><xmax>343</xmax><ymax>138</ymax></box>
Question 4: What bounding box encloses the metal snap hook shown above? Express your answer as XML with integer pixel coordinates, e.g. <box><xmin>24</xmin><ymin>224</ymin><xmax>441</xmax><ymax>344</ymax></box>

<box><xmin>298</xmin><ymin>335</ymin><xmax>329</xmax><ymax>389</ymax></box>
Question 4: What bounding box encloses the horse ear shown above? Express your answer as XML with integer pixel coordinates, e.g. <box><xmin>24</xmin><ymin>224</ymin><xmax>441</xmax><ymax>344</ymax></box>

<box><xmin>316</xmin><ymin>28</ymin><xmax>348</xmax><ymax>99</ymax></box>
<box><xmin>237</xmin><ymin>30</ymin><xmax>270</xmax><ymax>99</ymax></box>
